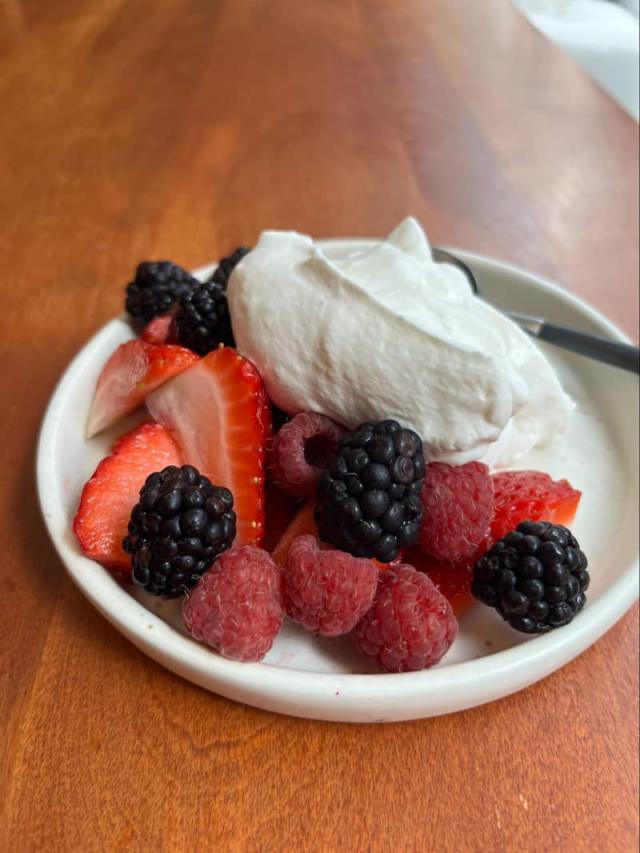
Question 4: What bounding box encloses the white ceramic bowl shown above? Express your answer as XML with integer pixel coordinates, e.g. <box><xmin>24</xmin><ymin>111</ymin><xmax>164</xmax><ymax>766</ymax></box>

<box><xmin>37</xmin><ymin>244</ymin><xmax>639</xmax><ymax>722</ymax></box>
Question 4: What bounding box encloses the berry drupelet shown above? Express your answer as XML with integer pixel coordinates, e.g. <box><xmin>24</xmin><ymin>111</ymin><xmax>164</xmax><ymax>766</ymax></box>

<box><xmin>315</xmin><ymin>419</ymin><xmax>425</xmax><ymax>563</ymax></box>
<box><xmin>208</xmin><ymin>247</ymin><xmax>251</xmax><ymax>290</ymax></box>
<box><xmin>124</xmin><ymin>465</ymin><xmax>236</xmax><ymax>597</ymax></box>
<box><xmin>174</xmin><ymin>280</ymin><xmax>235</xmax><ymax>355</ymax></box>
<box><xmin>472</xmin><ymin>520</ymin><xmax>589</xmax><ymax>633</ymax></box>
<box><xmin>125</xmin><ymin>261</ymin><xmax>198</xmax><ymax>325</ymax></box>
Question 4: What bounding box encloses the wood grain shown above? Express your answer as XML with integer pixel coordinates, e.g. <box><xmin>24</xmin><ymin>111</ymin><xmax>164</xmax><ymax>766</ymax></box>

<box><xmin>0</xmin><ymin>1</ymin><xmax>638</xmax><ymax>850</ymax></box>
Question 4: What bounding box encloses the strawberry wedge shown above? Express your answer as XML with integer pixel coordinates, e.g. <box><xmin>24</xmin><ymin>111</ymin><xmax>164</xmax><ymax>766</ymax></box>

<box><xmin>490</xmin><ymin>471</ymin><xmax>581</xmax><ymax>541</ymax></box>
<box><xmin>86</xmin><ymin>340</ymin><xmax>198</xmax><ymax>437</ymax></box>
<box><xmin>146</xmin><ymin>346</ymin><xmax>272</xmax><ymax>547</ymax></box>
<box><xmin>271</xmin><ymin>498</ymin><xmax>317</xmax><ymax>567</ymax></box>
<box><xmin>73</xmin><ymin>422</ymin><xmax>182</xmax><ymax>574</ymax></box>
<box><xmin>141</xmin><ymin>313</ymin><xmax>175</xmax><ymax>344</ymax></box>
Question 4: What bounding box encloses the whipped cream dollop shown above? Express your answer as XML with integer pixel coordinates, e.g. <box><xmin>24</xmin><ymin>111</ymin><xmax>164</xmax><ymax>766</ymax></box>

<box><xmin>228</xmin><ymin>218</ymin><xmax>572</xmax><ymax>466</ymax></box>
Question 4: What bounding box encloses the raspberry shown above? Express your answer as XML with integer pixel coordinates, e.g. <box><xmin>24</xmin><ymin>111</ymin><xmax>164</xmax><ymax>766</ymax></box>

<box><xmin>420</xmin><ymin>462</ymin><xmax>494</xmax><ymax>562</ymax></box>
<box><xmin>141</xmin><ymin>312</ymin><xmax>176</xmax><ymax>344</ymax></box>
<box><xmin>403</xmin><ymin>545</ymin><xmax>478</xmax><ymax>619</ymax></box>
<box><xmin>269</xmin><ymin>412</ymin><xmax>345</xmax><ymax>499</ymax></box>
<box><xmin>354</xmin><ymin>564</ymin><xmax>458</xmax><ymax>672</ymax></box>
<box><xmin>491</xmin><ymin>471</ymin><xmax>581</xmax><ymax>541</ymax></box>
<box><xmin>183</xmin><ymin>546</ymin><xmax>283</xmax><ymax>661</ymax></box>
<box><xmin>283</xmin><ymin>535</ymin><xmax>379</xmax><ymax>636</ymax></box>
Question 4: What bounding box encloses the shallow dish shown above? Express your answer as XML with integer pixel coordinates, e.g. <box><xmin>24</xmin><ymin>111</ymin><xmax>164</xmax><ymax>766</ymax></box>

<box><xmin>37</xmin><ymin>242</ymin><xmax>639</xmax><ymax>722</ymax></box>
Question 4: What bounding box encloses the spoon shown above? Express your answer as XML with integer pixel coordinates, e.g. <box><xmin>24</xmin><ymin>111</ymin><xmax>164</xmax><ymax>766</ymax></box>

<box><xmin>432</xmin><ymin>247</ymin><xmax>639</xmax><ymax>375</ymax></box>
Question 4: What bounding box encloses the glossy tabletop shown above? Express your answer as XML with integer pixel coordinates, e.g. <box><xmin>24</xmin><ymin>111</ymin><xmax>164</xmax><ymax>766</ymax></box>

<box><xmin>1</xmin><ymin>1</ymin><xmax>638</xmax><ymax>850</ymax></box>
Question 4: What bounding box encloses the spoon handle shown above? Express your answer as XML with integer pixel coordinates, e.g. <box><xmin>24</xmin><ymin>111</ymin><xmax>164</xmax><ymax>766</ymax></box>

<box><xmin>511</xmin><ymin>313</ymin><xmax>640</xmax><ymax>374</ymax></box>
<box><xmin>431</xmin><ymin>251</ymin><xmax>639</xmax><ymax>374</ymax></box>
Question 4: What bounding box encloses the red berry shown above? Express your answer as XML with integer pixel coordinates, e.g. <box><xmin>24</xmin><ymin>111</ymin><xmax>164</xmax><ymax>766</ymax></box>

<box><xmin>147</xmin><ymin>346</ymin><xmax>272</xmax><ymax>547</ymax></box>
<box><xmin>183</xmin><ymin>546</ymin><xmax>283</xmax><ymax>662</ymax></box>
<box><xmin>271</xmin><ymin>499</ymin><xmax>318</xmax><ymax>567</ymax></box>
<box><xmin>283</xmin><ymin>535</ymin><xmax>379</xmax><ymax>636</ymax></box>
<box><xmin>141</xmin><ymin>312</ymin><xmax>175</xmax><ymax>344</ymax></box>
<box><xmin>262</xmin><ymin>481</ymin><xmax>298</xmax><ymax>553</ymax></box>
<box><xmin>354</xmin><ymin>564</ymin><xmax>458</xmax><ymax>672</ymax></box>
<box><xmin>403</xmin><ymin>545</ymin><xmax>478</xmax><ymax>618</ymax></box>
<box><xmin>86</xmin><ymin>339</ymin><xmax>198</xmax><ymax>437</ymax></box>
<box><xmin>268</xmin><ymin>412</ymin><xmax>344</xmax><ymax>499</ymax></box>
<box><xmin>420</xmin><ymin>462</ymin><xmax>494</xmax><ymax>562</ymax></box>
<box><xmin>271</xmin><ymin>500</ymin><xmax>398</xmax><ymax>574</ymax></box>
<box><xmin>491</xmin><ymin>471</ymin><xmax>581</xmax><ymax>541</ymax></box>
<box><xmin>73</xmin><ymin>422</ymin><xmax>182</xmax><ymax>574</ymax></box>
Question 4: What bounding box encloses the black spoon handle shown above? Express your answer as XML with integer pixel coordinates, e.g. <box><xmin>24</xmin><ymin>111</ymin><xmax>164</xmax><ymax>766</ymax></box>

<box><xmin>431</xmin><ymin>247</ymin><xmax>479</xmax><ymax>294</ymax></box>
<box><xmin>432</xmin><ymin>249</ymin><xmax>639</xmax><ymax>375</ymax></box>
<box><xmin>535</xmin><ymin>322</ymin><xmax>640</xmax><ymax>374</ymax></box>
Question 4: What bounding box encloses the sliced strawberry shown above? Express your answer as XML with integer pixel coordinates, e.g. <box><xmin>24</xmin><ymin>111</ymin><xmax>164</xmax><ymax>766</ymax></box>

<box><xmin>270</xmin><ymin>497</ymin><xmax>401</xmax><ymax>571</ymax></box>
<box><xmin>73</xmin><ymin>422</ymin><xmax>182</xmax><ymax>574</ymax></box>
<box><xmin>397</xmin><ymin>470</ymin><xmax>581</xmax><ymax>618</ymax></box>
<box><xmin>146</xmin><ymin>346</ymin><xmax>272</xmax><ymax>547</ymax></box>
<box><xmin>86</xmin><ymin>340</ymin><xmax>198</xmax><ymax>438</ymax></box>
<box><xmin>141</xmin><ymin>313</ymin><xmax>175</xmax><ymax>344</ymax></box>
<box><xmin>263</xmin><ymin>481</ymin><xmax>298</xmax><ymax>553</ymax></box>
<box><xmin>272</xmin><ymin>498</ymin><xmax>317</xmax><ymax>567</ymax></box>
<box><xmin>404</xmin><ymin>546</ymin><xmax>477</xmax><ymax>618</ymax></box>
<box><xmin>491</xmin><ymin>471</ymin><xmax>581</xmax><ymax>541</ymax></box>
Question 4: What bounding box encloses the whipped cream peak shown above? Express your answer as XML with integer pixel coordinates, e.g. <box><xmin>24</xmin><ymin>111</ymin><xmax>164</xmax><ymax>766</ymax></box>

<box><xmin>228</xmin><ymin>218</ymin><xmax>572</xmax><ymax>466</ymax></box>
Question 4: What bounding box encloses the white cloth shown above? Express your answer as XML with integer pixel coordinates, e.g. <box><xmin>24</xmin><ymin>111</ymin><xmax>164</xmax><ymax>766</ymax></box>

<box><xmin>514</xmin><ymin>0</ymin><xmax>639</xmax><ymax>120</ymax></box>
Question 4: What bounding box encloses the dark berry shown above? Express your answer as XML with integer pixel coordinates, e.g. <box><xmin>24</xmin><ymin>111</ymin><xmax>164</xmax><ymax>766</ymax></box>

<box><xmin>174</xmin><ymin>280</ymin><xmax>235</xmax><ymax>355</ymax></box>
<box><xmin>315</xmin><ymin>419</ymin><xmax>424</xmax><ymax>561</ymax></box>
<box><xmin>123</xmin><ymin>465</ymin><xmax>237</xmax><ymax>597</ymax></box>
<box><xmin>362</xmin><ymin>463</ymin><xmax>391</xmax><ymax>490</ymax></box>
<box><xmin>360</xmin><ymin>489</ymin><xmax>390</xmax><ymax>519</ymax></box>
<box><xmin>367</xmin><ymin>435</ymin><xmax>395</xmax><ymax>464</ymax></box>
<box><xmin>271</xmin><ymin>405</ymin><xmax>290</xmax><ymax>432</ymax></box>
<box><xmin>381</xmin><ymin>502</ymin><xmax>404</xmax><ymax>532</ymax></box>
<box><xmin>125</xmin><ymin>261</ymin><xmax>198</xmax><ymax>324</ymax></box>
<box><xmin>472</xmin><ymin>520</ymin><xmax>589</xmax><ymax>633</ymax></box>
<box><xmin>207</xmin><ymin>247</ymin><xmax>251</xmax><ymax>290</ymax></box>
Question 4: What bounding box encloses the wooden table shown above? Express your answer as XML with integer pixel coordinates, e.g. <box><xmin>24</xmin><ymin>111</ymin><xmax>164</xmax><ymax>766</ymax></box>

<box><xmin>1</xmin><ymin>1</ymin><xmax>638</xmax><ymax>850</ymax></box>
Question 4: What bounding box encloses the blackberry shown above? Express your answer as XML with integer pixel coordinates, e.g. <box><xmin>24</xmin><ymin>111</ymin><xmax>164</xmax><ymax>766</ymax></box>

<box><xmin>315</xmin><ymin>419</ymin><xmax>425</xmax><ymax>563</ymax></box>
<box><xmin>125</xmin><ymin>261</ymin><xmax>198</xmax><ymax>324</ymax></box>
<box><xmin>208</xmin><ymin>246</ymin><xmax>250</xmax><ymax>290</ymax></box>
<box><xmin>124</xmin><ymin>465</ymin><xmax>236</xmax><ymax>598</ymax></box>
<box><xmin>174</xmin><ymin>280</ymin><xmax>235</xmax><ymax>355</ymax></box>
<box><xmin>472</xmin><ymin>520</ymin><xmax>589</xmax><ymax>633</ymax></box>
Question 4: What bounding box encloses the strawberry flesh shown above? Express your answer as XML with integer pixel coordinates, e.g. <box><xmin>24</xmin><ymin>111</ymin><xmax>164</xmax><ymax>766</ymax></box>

<box><xmin>271</xmin><ymin>498</ymin><xmax>317</xmax><ymax>567</ymax></box>
<box><xmin>270</xmin><ymin>496</ymin><xmax>402</xmax><ymax>571</ymax></box>
<box><xmin>263</xmin><ymin>481</ymin><xmax>299</xmax><ymax>553</ymax></box>
<box><xmin>86</xmin><ymin>339</ymin><xmax>198</xmax><ymax>437</ymax></box>
<box><xmin>146</xmin><ymin>346</ymin><xmax>271</xmax><ymax>547</ymax></box>
<box><xmin>73</xmin><ymin>422</ymin><xmax>182</xmax><ymax>574</ymax></box>
<box><xmin>491</xmin><ymin>470</ymin><xmax>581</xmax><ymax>541</ymax></box>
<box><xmin>141</xmin><ymin>313</ymin><xmax>175</xmax><ymax>344</ymax></box>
